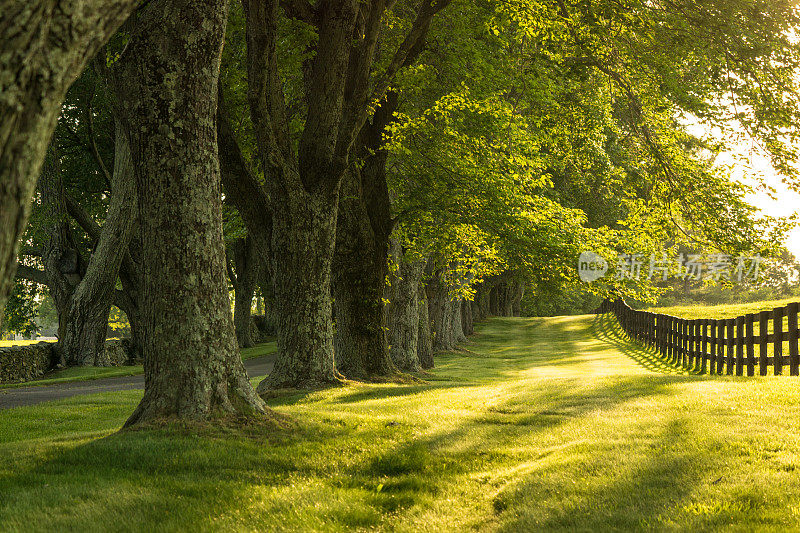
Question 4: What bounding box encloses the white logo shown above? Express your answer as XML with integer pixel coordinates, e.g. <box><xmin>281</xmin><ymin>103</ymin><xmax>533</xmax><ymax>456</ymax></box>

<box><xmin>578</xmin><ymin>251</ymin><xmax>608</xmax><ymax>282</ymax></box>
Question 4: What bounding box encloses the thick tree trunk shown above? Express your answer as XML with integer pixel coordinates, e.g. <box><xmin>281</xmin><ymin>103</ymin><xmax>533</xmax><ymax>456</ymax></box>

<box><xmin>417</xmin><ymin>287</ymin><xmax>434</xmax><ymax>369</ymax></box>
<box><xmin>489</xmin><ymin>285</ymin><xmax>500</xmax><ymax>316</ymax></box>
<box><xmin>331</xmin><ymin>181</ymin><xmax>394</xmax><ymax>380</ymax></box>
<box><xmin>427</xmin><ymin>274</ymin><xmax>455</xmax><ymax>352</ymax></box>
<box><xmin>238</xmin><ymin>0</ymin><xmax>449</xmax><ymax>389</ymax></box>
<box><xmin>451</xmin><ymin>299</ymin><xmax>467</xmax><ymax>344</ymax></box>
<box><xmin>500</xmin><ymin>281</ymin><xmax>516</xmax><ymax>317</ymax></box>
<box><xmin>113</xmin><ymin>0</ymin><xmax>266</xmax><ymax>425</ymax></box>
<box><xmin>512</xmin><ymin>282</ymin><xmax>524</xmax><ymax>316</ymax></box>
<box><xmin>37</xmin><ymin>149</ymin><xmax>81</xmax><ymax>366</ymax></box>
<box><xmin>332</xmin><ymin>95</ymin><xmax>397</xmax><ymax>381</ymax></box>
<box><xmin>0</xmin><ymin>0</ymin><xmax>142</xmax><ymax>330</ymax></box>
<box><xmin>461</xmin><ymin>298</ymin><xmax>474</xmax><ymax>336</ymax></box>
<box><xmin>258</xmin><ymin>187</ymin><xmax>342</xmax><ymax>390</ymax></box>
<box><xmin>387</xmin><ymin>242</ymin><xmax>424</xmax><ymax>372</ymax></box>
<box><xmin>473</xmin><ymin>283</ymin><xmax>490</xmax><ymax>321</ymax></box>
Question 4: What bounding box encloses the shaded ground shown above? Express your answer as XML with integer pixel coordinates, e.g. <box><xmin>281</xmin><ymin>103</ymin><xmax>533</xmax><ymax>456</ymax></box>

<box><xmin>0</xmin><ymin>354</ymin><xmax>275</xmax><ymax>409</ymax></box>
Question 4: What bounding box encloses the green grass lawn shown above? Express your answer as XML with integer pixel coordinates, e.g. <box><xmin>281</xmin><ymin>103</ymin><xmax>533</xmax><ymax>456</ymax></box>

<box><xmin>647</xmin><ymin>297</ymin><xmax>800</xmax><ymax>320</ymax></box>
<box><xmin>3</xmin><ymin>316</ymin><xmax>800</xmax><ymax>531</ymax></box>
<box><xmin>0</xmin><ymin>340</ymin><xmax>276</xmax><ymax>389</ymax></box>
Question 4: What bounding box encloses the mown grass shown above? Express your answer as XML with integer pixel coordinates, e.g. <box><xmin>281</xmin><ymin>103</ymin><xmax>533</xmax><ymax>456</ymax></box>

<box><xmin>3</xmin><ymin>316</ymin><xmax>800</xmax><ymax>531</ymax></box>
<box><xmin>647</xmin><ymin>297</ymin><xmax>800</xmax><ymax>320</ymax></box>
<box><xmin>0</xmin><ymin>340</ymin><xmax>276</xmax><ymax>389</ymax></box>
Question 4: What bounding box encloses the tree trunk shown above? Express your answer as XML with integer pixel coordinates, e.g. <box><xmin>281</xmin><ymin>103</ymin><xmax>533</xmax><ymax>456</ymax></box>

<box><xmin>387</xmin><ymin>241</ymin><xmax>424</xmax><ymax>372</ymax></box>
<box><xmin>427</xmin><ymin>274</ymin><xmax>455</xmax><ymax>352</ymax></box>
<box><xmin>489</xmin><ymin>285</ymin><xmax>500</xmax><ymax>316</ymax></box>
<box><xmin>331</xmin><ymin>95</ymin><xmax>397</xmax><ymax>381</ymax></box>
<box><xmin>512</xmin><ymin>282</ymin><xmax>524</xmax><ymax>316</ymax></box>
<box><xmin>113</xmin><ymin>0</ymin><xmax>266</xmax><ymax>425</ymax></box>
<box><xmin>0</xmin><ymin>0</ymin><xmax>142</xmax><ymax>330</ymax></box>
<box><xmin>332</xmin><ymin>174</ymin><xmax>394</xmax><ymax>379</ymax></box>
<box><xmin>37</xmin><ymin>148</ymin><xmax>81</xmax><ymax>366</ymax></box>
<box><xmin>473</xmin><ymin>283</ymin><xmax>490</xmax><ymax>320</ymax></box>
<box><xmin>451</xmin><ymin>299</ymin><xmax>467</xmax><ymax>344</ymax></box>
<box><xmin>417</xmin><ymin>286</ymin><xmax>434</xmax><ymax>369</ymax></box>
<box><xmin>258</xmin><ymin>186</ymin><xmax>342</xmax><ymax>390</ymax></box>
<box><xmin>229</xmin><ymin>236</ymin><xmax>259</xmax><ymax>349</ymax></box>
<box><xmin>61</xmin><ymin>120</ymin><xmax>137</xmax><ymax>366</ymax></box>
<box><xmin>461</xmin><ymin>298</ymin><xmax>474</xmax><ymax>336</ymax></box>
<box><xmin>501</xmin><ymin>281</ymin><xmax>515</xmax><ymax>316</ymax></box>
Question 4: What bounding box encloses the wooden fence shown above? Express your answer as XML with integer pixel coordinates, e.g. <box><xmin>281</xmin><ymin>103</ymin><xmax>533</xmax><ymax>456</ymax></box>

<box><xmin>598</xmin><ymin>298</ymin><xmax>800</xmax><ymax>376</ymax></box>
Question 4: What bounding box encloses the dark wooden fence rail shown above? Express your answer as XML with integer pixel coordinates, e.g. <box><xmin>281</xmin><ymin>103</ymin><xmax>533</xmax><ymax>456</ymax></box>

<box><xmin>598</xmin><ymin>298</ymin><xmax>800</xmax><ymax>376</ymax></box>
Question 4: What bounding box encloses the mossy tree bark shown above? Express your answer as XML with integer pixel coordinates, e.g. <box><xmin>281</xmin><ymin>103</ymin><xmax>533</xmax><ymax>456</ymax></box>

<box><xmin>461</xmin><ymin>298</ymin><xmax>474</xmax><ymax>336</ymax></box>
<box><xmin>18</xmin><ymin>125</ymin><xmax>136</xmax><ymax>366</ymax></box>
<box><xmin>332</xmin><ymin>95</ymin><xmax>398</xmax><ymax>380</ymax></box>
<box><xmin>451</xmin><ymin>299</ymin><xmax>467</xmax><ymax>344</ymax></box>
<box><xmin>0</xmin><ymin>0</ymin><xmax>142</xmax><ymax>330</ymax></box>
<box><xmin>387</xmin><ymin>241</ymin><xmax>425</xmax><ymax>372</ymax></box>
<box><xmin>417</xmin><ymin>286</ymin><xmax>435</xmax><ymax>369</ymax></box>
<box><xmin>112</xmin><ymin>0</ymin><xmax>267</xmax><ymax>425</ymax></box>
<box><xmin>427</xmin><ymin>272</ymin><xmax>456</xmax><ymax>352</ymax></box>
<box><xmin>59</xmin><ymin>120</ymin><xmax>137</xmax><ymax>366</ymax></box>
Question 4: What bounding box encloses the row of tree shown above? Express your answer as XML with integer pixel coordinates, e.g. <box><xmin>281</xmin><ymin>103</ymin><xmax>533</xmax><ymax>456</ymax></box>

<box><xmin>2</xmin><ymin>0</ymin><xmax>800</xmax><ymax>426</ymax></box>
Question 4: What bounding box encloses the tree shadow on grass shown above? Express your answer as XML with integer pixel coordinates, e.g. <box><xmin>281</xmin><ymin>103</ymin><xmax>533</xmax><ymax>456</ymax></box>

<box><xmin>591</xmin><ymin>313</ymin><xmax>695</xmax><ymax>375</ymax></box>
<box><xmin>492</xmin><ymin>417</ymin><xmax>715</xmax><ymax>532</ymax></box>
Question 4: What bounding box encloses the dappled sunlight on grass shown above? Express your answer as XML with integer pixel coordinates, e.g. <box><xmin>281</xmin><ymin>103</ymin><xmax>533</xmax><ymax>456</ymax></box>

<box><xmin>3</xmin><ymin>315</ymin><xmax>800</xmax><ymax>530</ymax></box>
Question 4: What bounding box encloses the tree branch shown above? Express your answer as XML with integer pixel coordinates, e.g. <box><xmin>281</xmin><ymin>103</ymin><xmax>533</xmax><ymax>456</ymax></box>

<box><xmin>64</xmin><ymin>194</ymin><xmax>102</xmax><ymax>244</ymax></box>
<box><xmin>14</xmin><ymin>265</ymin><xmax>49</xmax><ymax>286</ymax></box>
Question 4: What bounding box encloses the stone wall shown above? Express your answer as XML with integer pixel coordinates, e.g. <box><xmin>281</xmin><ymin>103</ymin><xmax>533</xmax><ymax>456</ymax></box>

<box><xmin>0</xmin><ymin>342</ymin><xmax>56</xmax><ymax>384</ymax></box>
<box><xmin>0</xmin><ymin>339</ymin><xmax>139</xmax><ymax>384</ymax></box>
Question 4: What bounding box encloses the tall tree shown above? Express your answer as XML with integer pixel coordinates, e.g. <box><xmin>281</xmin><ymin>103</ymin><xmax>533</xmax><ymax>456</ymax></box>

<box><xmin>110</xmin><ymin>0</ymin><xmax>266</xmax><ymax>424</ymax></box>
<box><xmin>234</xmin><ymin>0</ymin><xmax>452</xmax><ymax>389</ymax></box>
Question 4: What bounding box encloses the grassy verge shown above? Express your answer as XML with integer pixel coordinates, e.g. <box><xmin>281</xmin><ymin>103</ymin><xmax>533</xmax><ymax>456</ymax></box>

<box><xmin>0</xmin><ymin>340</ymin><xmax>276</xmax><ymax>390</ymax></box>
<box><xmin>3</xmin><ymin>316</ymin><xmax>800</xmax><ymax>531</ymax></box>
<box><xmin>646</xmin><ymin>297</ymin><xmax>800</xmax><ymax>320</ymax></box>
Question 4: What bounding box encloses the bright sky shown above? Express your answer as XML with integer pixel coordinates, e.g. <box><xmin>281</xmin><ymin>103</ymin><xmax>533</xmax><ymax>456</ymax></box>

<box><xmin>686</xmin><ymin>120</ymin><xmax>800</xmax><ymax>258</ymax></box>
<box><xmin>719</xmin><ymin>145</ymin><xmax>800</xmax><ymax>259</ymax></box>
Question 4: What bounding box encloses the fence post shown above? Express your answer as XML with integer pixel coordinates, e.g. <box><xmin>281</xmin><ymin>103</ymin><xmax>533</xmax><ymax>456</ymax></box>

<box><xmin>735</xmin><ymin>315</ymin><xmax>744</xmax><ymax>376</ymax></box>
<box><xmin>670</xmin><ymin>317</ymin><xmax>677</xmax><ymax>364</ymax></box>
<box><xmin>681</xmin><ymin>318</ymin><xmax>689</xmax><ymax>368</ymax></box>
<box><xmin>700</xmin><ymin>319</ymin><xmax>708</xmax><ymax>374</ymax></box>
<box><xmin>759</xmin><ymin>310</ymin><xmax>769</xmax><ymax>376</ymax></box>
<box><xmin>683</xmin><ymin>319</ymin><xmax>690</xmax><ymax>368</ymax></box>
<box><xmin>709</xmin><ymin>319</ymin><xmax>717</xmax><ymax>374</ymax></box>
<box><xmin>788</xmin><ymin>302</ymin><xmax>798</xmax><ymax>376</ymax></box>
<box><xmin>745</xmin><ymin>313</ymin><xmax>755</xmax><ymax>377</ymax></box>
<box><xmin>665</xmin><ymin>316</ymin><xmax>672</xmax><ymax>362</ymax></box>
<box><xmin>774</xmin><ymin>307</ymin><xmax>784</xmax><ymax>376</ymax></box>
<box><xmin>655</xmin><ymin>315</ymin><xmax>662</xmax><ymax>354</ymax></box>
<box><xmin>726</xmin><ymin>318</ymin><xmax>735</xmax><ymax>375</ymax></box>
<box><xmin>717</xmin><ymin>320</ymin><xmax>726</xmax><ymax>374</ymax></box>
